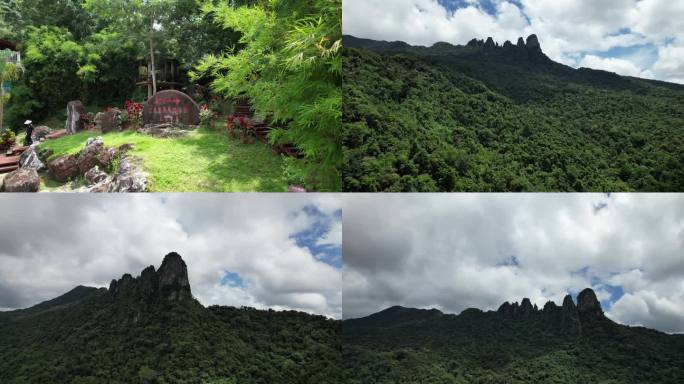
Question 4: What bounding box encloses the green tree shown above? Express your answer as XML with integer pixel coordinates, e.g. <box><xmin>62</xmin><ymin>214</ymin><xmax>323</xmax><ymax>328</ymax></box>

<box><xmin>0</xmin><ymin>50</ymin><xmax>24</xmax><ymax>131</ymax></box>
<box><xmin>194</xmin><ymin>0</ymin><xmax>342</xmax><ymax>191</ymax></box>
<box><xmin>84</xmin><ymin>0</ymin><xmax>183</xmax><ymax>96</ymax></box>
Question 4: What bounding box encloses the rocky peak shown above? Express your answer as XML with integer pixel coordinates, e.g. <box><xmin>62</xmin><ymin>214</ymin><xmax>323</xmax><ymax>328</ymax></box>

<box><xmin>562</xmin><ymin>294</ymin><xmax>576</xmax><ymax>311</ymax></box>
<box><xmin>577</xmin><ymin>288</ymin><xmax>603</xmax><ymax>316</ymax></box>
<box><xmin>157</xmin><ymin>252</ymin><xmax>192</xmax><ymax>301</ymax></box>
<box><xmin>484</xmin><ymin>37</ymin><xmax>496</xmax><ymax>48</ymax></box>
<box><xmin>520</xmin><ymin>298</ymin><xmax>534</xmax><ymax>316</ymax></box>
<box><xmin>517</xmin><ymin>37</ymin><xmax>525</xmax><ymax>47</ymax></box>
<box><xmin>526</xmin><ymin>34</ymin><xmax>541</xmax><ymax>51</ymax></box>
<box><xmin>108</xmin><ymin>252</ymin><xmax>192</xmax><ymax>303</ymax></box>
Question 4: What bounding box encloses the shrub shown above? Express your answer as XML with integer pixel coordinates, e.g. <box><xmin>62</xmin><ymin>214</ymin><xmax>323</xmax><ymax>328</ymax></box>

<box><xmin>0</xmin><ymin>130</ymin><xmax>16</xmax><ymax>150</ymax></box>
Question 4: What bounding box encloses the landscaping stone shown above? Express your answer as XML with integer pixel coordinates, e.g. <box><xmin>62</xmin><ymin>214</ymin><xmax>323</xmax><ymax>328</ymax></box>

<box><xmin>19</xmin><ymin>146</ymin><xmax>45</xmax><ymax>171</ymax></box>
<box><xmin>48</xmin><ymin>155</ymin><xmax>79</xmax><ymax>182</ymax></box>
<box><xmin>118</xmin><ymin>143</ymin><xmax>135</xmax><ymax>153</ymax></box>
<box><xmin>138</xmin><ymin>123</ymin><xmax>191</xmax><ymax>138</ymax></box>
<box><xmin>143</xmin><ymin>90</ymin><xmax>200</xmax><ymax>126</ymax></box>
<box><xmin>108</xmin><ymin>156</ymin><xmax>148</xmax><ymax>193</ymax></box>
<box><xmin>77</xmin><ymin>136</ymin><xmax>117</xmax><ymax>173</ymax></box>
<box><xmin>1</xmin><ymin>168</ymin><xmax>40</xmax><ymax>192</ymax></box>
<box><xmin>36</xmin><ymin>147</ymin><xmax>54</xmax><ymax>165</ymax></box>
<box><xmin>95</xmin><ymin>109</ymin><xmax>123</xmax><ymax>133</ymax></box>
<box><xmin>65</xmin><ymin>100</ymin><xmax>87</xmax><ymax>134</ymax></box>
<box><xmin>32</xmin><ymin>126</ymin><xmax>51</xmax><ymax>141</ymax></box>
<box><xmin>85</xmin><ymin>165</ymin><xmax>109</xmax><ymax>186</ymax></box>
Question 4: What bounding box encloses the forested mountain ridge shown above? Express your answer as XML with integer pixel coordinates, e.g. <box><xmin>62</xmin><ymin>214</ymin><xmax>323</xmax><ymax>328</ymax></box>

<box><xmin>343</xmin><ymin>288</ymin><xmax>684</xmax><ymax>383</ymax></box>
<box><xmin>343</xmin><ymin>34</ymin><xmax>684</xmax><ymax>192</ymax></box>
<box><xmin>0</xmin><ymin>253</ymin><xmax>341</xmax><ymax>384</ymax></box>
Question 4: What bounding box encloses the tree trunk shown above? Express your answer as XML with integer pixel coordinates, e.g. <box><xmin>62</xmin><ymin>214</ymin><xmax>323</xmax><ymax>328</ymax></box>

<box><xmin>147</xmin><ymin>61</ymin><xmax>153</xmax><ymax>98</ymax></box>
<box><xmin>149</xmin><ymin>37</ymin><xmax>157</xmax><ymax>95</ymax></box>
<box><xmin>0</xmin><ymin>84</ymin><xmax>5</xmax><ymax>132</ymax></box>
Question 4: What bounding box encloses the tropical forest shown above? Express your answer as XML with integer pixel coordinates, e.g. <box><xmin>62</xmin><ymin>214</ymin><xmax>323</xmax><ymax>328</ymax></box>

<box><xmin>343</xmin><ymin>289</ymin><xmax>684</xmax><ymax>384</ymax></box>
<box><xmin>343</xmin><ymin>35</ymin><xmax>684</xmax><ymax>192</ymax></box>
<box><xmin>0</xmin><ymin>0</ymin><xmax>341</xmax><ymax>192</ymax></box>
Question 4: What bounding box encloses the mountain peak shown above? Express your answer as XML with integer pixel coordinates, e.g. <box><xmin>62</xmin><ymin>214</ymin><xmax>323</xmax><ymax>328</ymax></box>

<box><xmin>562</xmin><ymin>294</ymin><xmax>576</xmax><ymax>310</ymax></box>
<box><xmin>526</xmin><ymin>34</ymin><xmax>541</xmax><ymax>51</ymax></box>
<box><xmin>577</xmin><ymin>288</ymin><xmax>603</xmax><ymax>315</ymax></box>
<box><xmin>109</xmin><ymin>252</ymin><xmax>192</xmax><ymax>303</ymax></box>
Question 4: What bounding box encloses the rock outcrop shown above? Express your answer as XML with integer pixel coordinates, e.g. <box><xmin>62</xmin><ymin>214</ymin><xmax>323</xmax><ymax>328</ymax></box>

<box><xmin>496</xmin><ymin>288</ymin><xmax>602</xmax><ymax>335</ymax></box>
<box><xmin>467</xmin><ymin>34</ymin><xmax>545</xmax><ymax>56</ymax></box>
<box><xmin>77</xmin><ymin>136</ymin><xmax>117</xmax><ymax>173</ymax></box>
<box><xmin>0</xmin><ymin>168</ymin><xmax>40</xmax><ymax>192</ymax></box>
<box><xmin>48</xmin><ymin>154</ymin><xmax>79</xmax><ymax>182</ymax></box>
<box><xmin>109</xmin><ymin>252</ymin><xmax>192</xmax><ymax>303</ymax></box>
<box><xmin>19</xmin><ymin>146</ymin><xmax>45</xmax><ymax>171</ymax></box>
<box><xmin>577</xmin><ymin>288</ymin><xmax>603</xmax><ymax>316</ymax></box>
<box><xmin>107</xmin><ymin>155</ymin><xmax>149</xmax><ymax>193</ymax></box>
<box><xmin>526</xmin><ymin>34</ymin><xmax>541</xmax><ymax>52</ymax></box>
<box><xmin>65</xmin><ymin>100</ymin><xmax>87</xmax><ymax>134</ymax></box>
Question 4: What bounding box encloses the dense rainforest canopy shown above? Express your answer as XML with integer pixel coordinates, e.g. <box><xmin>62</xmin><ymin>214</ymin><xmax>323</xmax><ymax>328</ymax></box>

<box><xmin>343</xmin><ymin>289</ymin><xmax>684</xmax><ymax>384</ymax></box>
<box><xmin>342</xmin><ymin>35</ymin><xmax>684</xmax><ymax>192</ymax></box>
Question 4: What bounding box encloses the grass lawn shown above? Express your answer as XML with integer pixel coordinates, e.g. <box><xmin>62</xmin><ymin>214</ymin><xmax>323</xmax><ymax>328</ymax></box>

<box><xmin>39</xmin><ymin>125</ymin><xmax>289</xmax><ymax>192</ymax></box>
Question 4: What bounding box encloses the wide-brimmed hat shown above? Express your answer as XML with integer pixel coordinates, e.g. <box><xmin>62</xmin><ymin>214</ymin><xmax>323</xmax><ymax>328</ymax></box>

<box><xmin>24</xmin><ymin>120</ymin><xmax>32</xmax><ymax>125</ymax></box>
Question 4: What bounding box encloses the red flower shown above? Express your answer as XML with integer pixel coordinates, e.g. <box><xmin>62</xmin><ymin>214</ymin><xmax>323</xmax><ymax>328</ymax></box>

<box><xmin>239</xmin><ymin>116</ymin><xmax>246</xmax><ymax>126</ymax></box>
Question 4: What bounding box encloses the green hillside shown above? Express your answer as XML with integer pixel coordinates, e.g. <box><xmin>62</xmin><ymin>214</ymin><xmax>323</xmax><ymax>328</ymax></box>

<box><xmin>343</xmin><ymin>288</ymin><xmax>684</xmax><ymax>384</ymax></box>
<box><xmin>342</xmin><ymin>35</ymin><xmax>684</xmax><ymax>192</ymax></box>
<box><xmin>0</xmin><ymin>253</ymin><xmax>341</xmax><ymax>384</ymax></box>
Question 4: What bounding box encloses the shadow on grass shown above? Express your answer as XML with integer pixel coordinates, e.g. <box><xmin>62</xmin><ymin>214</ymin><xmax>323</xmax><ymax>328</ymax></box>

<box><xmin>171</xmin><ymin>127</ymin><xmax>288</xmax><ymax>192</ymax></box>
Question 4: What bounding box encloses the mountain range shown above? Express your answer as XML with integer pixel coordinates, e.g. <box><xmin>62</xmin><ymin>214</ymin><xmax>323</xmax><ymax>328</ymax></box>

<box><xmin>343</xmin><ymin>288</ymin><xmax>684</xmax><ymax>383</ymax></box>
<box><xmin>342</xmin><ymin>34</ymin><xmax>684</xmax><ymax>192</ymax></box>
<box><xmin>0</xmin><ymin>253</ymin><xmax>341</xmax><ymax>384</ymax></box>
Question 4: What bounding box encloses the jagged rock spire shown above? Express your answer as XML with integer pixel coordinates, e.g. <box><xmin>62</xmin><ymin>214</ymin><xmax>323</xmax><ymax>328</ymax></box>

<box><xmin>577</xmin><ymin>288</ymin><xmax>603</xmax><ymax>316</ymax></box>
<box><xmin>526</xmin><ymin>34</ymin><xmax>541</xmax><ymax>51</ymax></box>
<box><xmin>157</xmin><ymin>252</ymin><xmax>192</xmax><ymax>301</ymax></box>
<box><xmin>109</xmin><ymin>252</ymin><xmax>192</xmax><ymax>303</ymax></box>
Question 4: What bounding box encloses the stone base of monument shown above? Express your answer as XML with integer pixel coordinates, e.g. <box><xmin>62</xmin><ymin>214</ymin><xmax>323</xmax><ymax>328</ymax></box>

<box><xmin>137</xmin><ymin>123</ymin><xmax>197</xmax><ymax>138</ymax></box>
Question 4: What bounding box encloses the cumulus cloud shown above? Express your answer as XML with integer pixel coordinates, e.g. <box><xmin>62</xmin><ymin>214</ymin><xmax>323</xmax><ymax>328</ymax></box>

<box><xmin>0</xmin><ymin>194</ymin><xmax>342</xmax><ymax>318</ymax></box>
<box><xmin>343</xmin><ymin>0</ymin><xmax>684</xmax><ymax>84</ymax></box>
<box><xmin>342</xmin><ymin>194</ymin><xmax>684</xmax><ymax>334</ymax></box>
<box><xmin>579</xmin><ymin>55</ymin><xmax>653</xmax><ymax>78</ymax></box>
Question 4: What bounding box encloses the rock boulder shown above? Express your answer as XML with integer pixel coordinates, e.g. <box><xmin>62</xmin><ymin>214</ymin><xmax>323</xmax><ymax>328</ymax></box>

<box><xmin>65</xmin><ymin>100</ymin><xmax>87</xmax><ymax>134</ymax></box>
<box><xmin>19</xmin><ymin>146</ymin><xmax>45</xmax><ymax>171</ymax></box>
<box><xmin>48</xmin><ymin>155</ymin><xmax>79</xmax><ymax>182</ymax></box>
<box><xmin>0</xmin><ymin>168</ymin><xmax>40</xmax><ymax>192</ymax></box>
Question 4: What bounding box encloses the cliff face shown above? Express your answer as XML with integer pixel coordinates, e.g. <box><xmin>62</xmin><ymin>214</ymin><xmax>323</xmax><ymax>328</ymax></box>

<box><xmin>109</xmin><ymin>252</ymin><xmax>193</xmax><ymax>303</ymax></box>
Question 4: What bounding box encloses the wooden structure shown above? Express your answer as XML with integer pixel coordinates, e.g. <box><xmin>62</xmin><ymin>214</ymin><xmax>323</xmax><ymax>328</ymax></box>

<box><xmin>137</xmin><ymin>59</ymin><xmax>183</xmax><ymax>97</ymax></box>
<box><xmin>234</xmin><ymin>100</ymin><xmax>302</xmax><ymax>158</ymax></box>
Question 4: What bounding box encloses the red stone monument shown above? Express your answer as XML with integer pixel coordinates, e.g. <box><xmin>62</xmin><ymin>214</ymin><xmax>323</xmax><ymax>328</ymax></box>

<box><xmin>142</xmin><ymin>90</ymin><xmax>200</xmax><ymax>126</ymax></box>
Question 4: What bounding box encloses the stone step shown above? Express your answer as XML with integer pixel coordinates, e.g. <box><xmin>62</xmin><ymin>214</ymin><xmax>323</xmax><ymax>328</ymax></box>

<box><xmin>0</xmin><ymin>164</ymin><xmax>19</xmax><ymax>174</ymax></box>
<box><xmin>10</xmin><ymin>145</ymin><xmax>28</xmax><ymax>156</ymax></box>
<box><xmin>45</xmin><ymin>129</ymin><xmax>67</xmax><ymax>140</ymax></box>
<box><xmin>0</xmin><ymin>155</ymin><xmax>20</xmax><ymax>167</ymax></box>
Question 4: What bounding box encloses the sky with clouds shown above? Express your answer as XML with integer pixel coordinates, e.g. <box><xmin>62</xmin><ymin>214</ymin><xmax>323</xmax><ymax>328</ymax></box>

<box><xmin>343</xmin><ymin>194</ymin><xmax>684</xmax><ymax>334</ymax></box>
<box><xmin>343</xmin><ymin>0</ymin><xmax>684</xmax><ymax>84</ymax></box>
<box><xmin>0</xmin><ymin>194</ymin><xmax>342</xmax><ymax>318</ymax></box>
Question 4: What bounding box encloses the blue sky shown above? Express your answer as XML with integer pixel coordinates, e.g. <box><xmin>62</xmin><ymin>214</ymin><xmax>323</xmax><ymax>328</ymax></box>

<box><xmin>343</xmin><ymin>0</ymin><xmax>684</xmax><ymax>84</ymax></box>
<box><xmin>219</xmin><ymin>204</ymin><xmax>343</xmax><ymax>294</ymax></box>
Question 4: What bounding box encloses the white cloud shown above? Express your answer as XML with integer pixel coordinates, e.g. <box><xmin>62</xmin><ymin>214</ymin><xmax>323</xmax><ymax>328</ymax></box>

<box><xmin>0</xmin><ymin>194</ymin><xmax>342</xmax><ymax>318</ymax></box>
<box><xmin>343</xmin><ymin>0</ymin><xmax>684</xmax><ymax>84</ymax></box>
<box><xmin>579</xmin><ymin>54</ymin><xmax>652</xmax><ymax>78</ymax></box>
<box><xmin>342</xmin><ymin>194</ymin><xmax>684</xmax><ymax>334</ymax></box>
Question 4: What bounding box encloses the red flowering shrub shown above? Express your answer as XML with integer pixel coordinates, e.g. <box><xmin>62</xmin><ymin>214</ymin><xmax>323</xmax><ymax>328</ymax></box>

<box><xmin>124</xmin><ymin>100</ymin><xmax>144</xmax><ymax>126</ymax></box>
